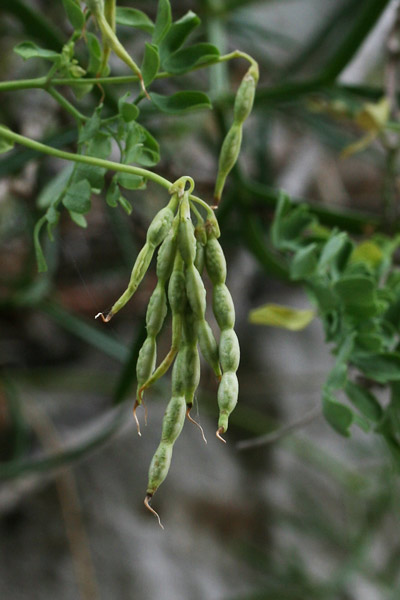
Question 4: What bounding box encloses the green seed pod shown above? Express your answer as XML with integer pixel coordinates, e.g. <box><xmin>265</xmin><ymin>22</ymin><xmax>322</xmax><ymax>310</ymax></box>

<box><xmin>147</xmin><ymin>444</ymin><xmax>173</xmax><ymax>496</ymax></box>
<box><xmin>219</xmin><ymin>329</ymin><xmax>240</xmax><ymax>373</ymax></box>
<box><xmin>194</xmin><ymin>241</ymin><xmax>205</xmax><ymax>274</ymax></box>
<box><xmin>156</xmin><ymin>230</ymin><xmax>177</xmax><ymax>283</ymax></box>
<box><xmin>146</xmin><ymin>394</ymin><xmax>186</xmax><ymax>495</ymax></box>
<box><xmin>147</xmin><ymin>206</ymin><xmax>175</xmax><ymax>248</ymax></box>
<box><xmin>107</xmin><ymin>243</ymin><xmax>154</xmax><ymax>319</ymax></box>
<box><xmin>136</xmin><ymin>337</ymin><xmax>156</xmax><ymax>387</ymax></box>
<box><xmin>168</xmin><ymin>264</ymin><xmax>186</xmax><ymax>315</ymax></box>
<box><xmin>183</xmin><ymin>345</ymin><xmax>200</xmax><ymax>404</ymax></box>
<box><xmin>214</xmin><ymin>123</ymin><xmax>243</xmax><ymax>203</ymax></box>
<box><xmin>205</xmin><ymin>237</ymin><xmax>227</xmax><ymax>285</ymax></box>
<box><xmin>186</xmin><ymin>265</ymin><xmax>206</xmax><ymax>319</ymax></box>
<box><xmin>195</xmin><ymin>223</ymin><xmax>207</xmax><ymax>247</ymax></box>
<box><xmin>233</xmin><ymin>68</ymin><xmax>258</xmax><ymax>124</ymax></box>
<box><xmin>182</xmin><ymin>308</ymin><xmax>197</xmax><ymax>344</ymax></box>
<box><xmin>171</xmin><ymin>346</ymin><xmax>186</xmax><ymax>397</ymax></box>
<box><xmin>161</xmin><ymin>394</ymin><xmax>186</xmax><ymax>443</ymax></box>
<box><xmin>198</xmin><ymin>320</ymin><xmax>222</xmax><ymax>378</ymax></box>
<box><xmin>178</xmin><ymin>218</ymin><xmax>197</xmax><ymax>266</ymax></box>
<box><xmin>212</xmin><ymin>283</ymin><xmax>235</xmax><ymax>330</ymax></box>
<box><xmin>205</xmin><ymin>215</ymin><xmax>220</xmax><ymax>240</ymax></box>
<box><xmin>146</xmin><ymin>282</ymin><xmax>167</xmax><ymax>338</ymax></box>
<box><xmin>217</xmin><ymin>371</ymin><xmax>239</xmax><ymax>433</ymax></box>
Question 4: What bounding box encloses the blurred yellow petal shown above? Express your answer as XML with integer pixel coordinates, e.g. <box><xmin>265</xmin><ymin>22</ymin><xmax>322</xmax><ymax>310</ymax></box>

<box><xmin>249</xmin><ymin>303</ymin><xmax>315</xmax><ymax>331</ymax></box>
<box><xmin>340</xmin><ymin>131</ymin><xmax>377</xmax><ymax>159</ymax></box>
<box><xmin>350</xmin><ymin>241</ymin><xmax>384</xmax><ymax>269</ymax></box>
<box><xmin>355</xmin><ymin>97</ymin><xmax>390</xmax><ymax>132</ymax></box>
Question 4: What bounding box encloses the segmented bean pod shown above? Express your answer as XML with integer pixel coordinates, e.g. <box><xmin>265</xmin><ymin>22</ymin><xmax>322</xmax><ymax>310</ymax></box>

<box><xmin>138</xmin><ymin>251</ymin><xmax>185</xmax><ymax>401</ymax></box>
<box><xmin>194</xmin><ymin>240</ymin><xmax>205</xmax><ymax>274</ymax></box>
<box><xmin>214</xmin><ymin>62</ymin><xmax>259</xmax><ymax>205</ymax></box>
<box><xmin>179</xmin><ymin>307</ymin><xmax>207</xmax><ymax>441</ymax></box>
<box><xmin>179</xmin><ymin>196</ymin><xmax>221</xmax><ymax>379</ymax></box>
<box><xmin>145</xmin><ymin>393</ymin><xmax>186</xmax><ymax>528</ymax></box>
<box><xmin>99</xmin><ymin>194</ymin><xmax>179</xmax><ymax>321</ymax></box>
<box><xmin>233</xmin><ymin>63</ymin><xmax>259</xmax><ymax>124</ymax></box>
<box><xmin>134</xmin><ymin>281</ymin><xmax>168</xmax><ymax>432</ymax></box>
<box><xmin>205</xmin><ymin>235</ymin><xmax>240</xmax><ymax>440</ymax></box>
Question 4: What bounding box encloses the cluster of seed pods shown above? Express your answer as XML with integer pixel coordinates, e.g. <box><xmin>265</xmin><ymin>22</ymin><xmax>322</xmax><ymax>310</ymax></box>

<box><xmin>97</xmin><ymin>177</ymin><xmax>239</xmax><ymax>527</ymax></box>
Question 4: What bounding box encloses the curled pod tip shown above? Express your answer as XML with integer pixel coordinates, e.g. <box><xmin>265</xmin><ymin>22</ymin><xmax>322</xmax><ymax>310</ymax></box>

<box><xmin>144</xmin><ymin>494</ymin><xmax>164</xmax><ymax>530</ymax></box>
<box><xmin>216</xmin><ymin>427</ymin><xmax>227</xmax><ymax>443</ymax></box>
<box><xmin>186</xmin><ymin>405</ymin><xmax>207</xmax><ymax>444</ymax></box>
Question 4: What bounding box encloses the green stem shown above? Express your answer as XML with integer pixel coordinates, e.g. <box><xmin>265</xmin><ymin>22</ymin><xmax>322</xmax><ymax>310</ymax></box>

<box><xmin>0</xmin><ymin>125</ymin><xmax>171</xmax><ymax>189</ymax></box>
<box><xmin>0</xmin><ymin>126</ymin><xmax>215</xmax><ymax>213</ymax></box>
<box><xmin>47</xmin><ymin>87</ymin><xmax>86</xmax><ymax>122</ymax></box>
<box><xmin>0</xmin><ymin>50</ymin><xmax>257</xmax><ymax>93</ymax></box>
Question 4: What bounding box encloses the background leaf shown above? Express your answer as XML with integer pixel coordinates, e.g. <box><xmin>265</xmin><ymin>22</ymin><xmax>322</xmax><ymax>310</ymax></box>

<box><xmin>62</xmin><ymin>0</ymin><xmax>85</xmax><ymax>31</ymax></box>
<box><xmin>14</xmin><ymin>41</ymin><xmax>59</xmax><ymax>61</ymax></box>
<box><xmin>150</xmin><ymin>91</ymin><xmax>212</xmax><ymax>114</ymax></box>
<box><xmin>322</xmin><ymin>390</ymin><xmax>353</xmax><ymax>437</ymax></box>
<box><xmin>141</xmin><ymin>43</ymin><xmax>160</xmax><ymax>87</ymax></box>
<box><xmin>163</xmin><ymin>43</ymin><xmax>219</xmax><ymax>74</ymax></box>
<box><xmin>152</xmin><ymin>0</ymin><xmax>171</xmax><ymax>45</ymax></box>
<box><xmin>115</xmin><ymin>7</ymin><xmax>154</xmax><ymax>34</ymax></box>
<box><xmin>62</xmin><ymin>179</ymin><xmax>91</xmax><ymax>214</ymax></box>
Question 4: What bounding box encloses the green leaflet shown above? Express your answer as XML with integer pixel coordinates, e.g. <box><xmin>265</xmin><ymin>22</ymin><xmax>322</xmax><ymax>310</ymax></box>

<box><xmin>62</xmin><ymin>179</ymin><xmax>92</xmax><ymax>214</ymax></box>
<box><xmin>322</xmin><ymin>389</ymin><xmax>353</xmax><ymax>437</ymax></box>
<box><xmin>159</xmin><ymin>10</ymin><xmax>201</xmax><ymax>62</ymax></box>
<box><xmin>118</xmin><ymin>93</ymin><xmax>140</xmax><ymax>122</ymax></box>
<box><xmin>352</xmin><ymin>353</ymin><xmax>400</xmax><ymax>384</ymax></box>
<box><xmin>86</xmin><ymin>32</ymin><xmax>102</xmax><ymax>75</ymax></box>
<box><xmin>36</xmin><ymin>164</ymin><xmax>74</xmax><ymax>209</ymax></box>
<box><xmin>333</xmin><ymin>276</ymin><xmax>378</xmax><ymax>317</ymax></box>
<box><xmin>290</xmin><ymin>244</ymin><xmax>318</xmax><ymax>280</ymax></box>
<box><xmin>124</xmin><ymin>123</ymin><xmax>160</xmax><ymax>167</ymax></box>
<box><xmin>150</xmin><ymin>91</ymin><xmax>212</xmax><ymax>114</ymax></box>
<box><xmin>152</xmin><ymin>0</ymin><xmax>172</xmax><ymax>45</ymax></box>
<box><xmin>163</xmin><ymin>43</ymin><xmax>220</xmax><ymax>75</ymax></box>
<box><xmin>116</xmin><ymin>7</ymin><xmax>154</xmax><ymax>34</ymax></box>
<box><xmin>62</xmin><ymin>0</ymin><xmax>85</xmax><ymax>30</ymax></box>
<box><xmin>345</xmin><ymin>380</ymin><xmax>383</xmax><ymax>422</ymax></box>
<box><xmin>141</xmin><ymin>43</ymin><xmax>160</xmax><ymax>87</ymax></box>
<box><xmin>106</xmin><ymin>179</ymin><xmax>132</xmax><ymax>214</ymax></box>
<box><xmin>14</xmin><ymin>41</ymin><xmax>60</xmax><ymax>61</ymax></box>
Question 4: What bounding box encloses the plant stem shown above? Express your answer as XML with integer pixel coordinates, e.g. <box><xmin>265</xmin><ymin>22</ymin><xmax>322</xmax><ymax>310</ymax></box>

<box><xmin>47</xmin><ymin>87</ymin><xmax>87</xmax><ymax>122</ymax></box>
<box><xmin>0</xmin><ymin>126</ymin><xmax>215</xmax><ymax>211</ymax></box>
<box><xmin>0</xmin><ymin>125</ymin><xmax>171</xmax><ymax>189</ymax></box>
<box><xmin>0</xmin><ymin>50</ymin><xmax>257</xmax><ymax>93</ymax></box>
